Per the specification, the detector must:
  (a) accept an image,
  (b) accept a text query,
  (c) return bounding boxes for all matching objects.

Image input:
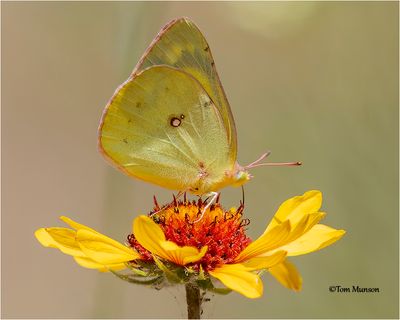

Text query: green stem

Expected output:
[185,283,201,319]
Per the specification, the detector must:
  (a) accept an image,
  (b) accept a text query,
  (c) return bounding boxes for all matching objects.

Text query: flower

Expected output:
[35,190,345,299]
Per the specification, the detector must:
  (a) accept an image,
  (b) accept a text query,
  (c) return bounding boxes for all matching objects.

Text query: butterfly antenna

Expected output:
[244,151,271,169]
[248,161,302,168]
[245,151,302,169]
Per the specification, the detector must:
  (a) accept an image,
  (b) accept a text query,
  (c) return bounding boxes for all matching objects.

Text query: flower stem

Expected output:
[185,283,201,319]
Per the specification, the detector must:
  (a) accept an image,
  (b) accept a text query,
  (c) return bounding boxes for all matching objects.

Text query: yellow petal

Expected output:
[35,228,57,247]
[209,264,263,299]
[269,260,302,291]
[283,212,326,245]
[60,216,97,232]
[160,241,208,265]
[279,224,346,256]
[266,190,322,232]
[241,250,287,271]
[133,216,166,254]
[35,227,85,257]
[77,229,139,264]
[235,220,291,262]
[133,215,206,265]
[73,256,126,272]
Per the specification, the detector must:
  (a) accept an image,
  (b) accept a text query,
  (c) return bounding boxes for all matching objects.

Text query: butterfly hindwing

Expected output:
[99,66,231,192]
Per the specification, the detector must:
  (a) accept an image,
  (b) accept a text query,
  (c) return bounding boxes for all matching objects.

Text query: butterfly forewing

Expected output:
[99,66,231,193]
[132,18,237,165]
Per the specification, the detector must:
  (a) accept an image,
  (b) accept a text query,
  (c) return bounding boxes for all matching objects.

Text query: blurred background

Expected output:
[2,2,398,319]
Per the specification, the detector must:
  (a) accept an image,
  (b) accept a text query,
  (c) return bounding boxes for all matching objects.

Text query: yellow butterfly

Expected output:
[98,17,299,196]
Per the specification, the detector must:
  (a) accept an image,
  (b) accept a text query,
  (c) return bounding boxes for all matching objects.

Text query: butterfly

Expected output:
[98,17,300,197]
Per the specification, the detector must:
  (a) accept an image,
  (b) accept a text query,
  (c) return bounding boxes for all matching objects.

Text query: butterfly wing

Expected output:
[99,66,231,193]
[132,17,237,165]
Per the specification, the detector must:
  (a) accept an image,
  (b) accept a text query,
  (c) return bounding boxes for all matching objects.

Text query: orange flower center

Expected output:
[127,197,252,271]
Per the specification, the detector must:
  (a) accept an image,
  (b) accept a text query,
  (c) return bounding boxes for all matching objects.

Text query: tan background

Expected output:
[2,2,398,318]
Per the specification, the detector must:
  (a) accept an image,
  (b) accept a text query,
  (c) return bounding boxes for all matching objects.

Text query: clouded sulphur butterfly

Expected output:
[98,17,299,195]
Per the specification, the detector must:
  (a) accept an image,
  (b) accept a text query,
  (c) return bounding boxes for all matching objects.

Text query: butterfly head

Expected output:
[233,170,252,187]
[230,165,252,187]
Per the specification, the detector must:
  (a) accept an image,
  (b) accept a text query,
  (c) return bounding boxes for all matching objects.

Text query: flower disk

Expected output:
[128,198,252,271]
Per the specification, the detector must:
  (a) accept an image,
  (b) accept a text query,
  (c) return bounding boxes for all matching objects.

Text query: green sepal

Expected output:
[126,264,149,277]
[197,265,206,280]
[153,256,182,283]
[209,286,232,295]
[196,278,232,295]
[111,270,163,286]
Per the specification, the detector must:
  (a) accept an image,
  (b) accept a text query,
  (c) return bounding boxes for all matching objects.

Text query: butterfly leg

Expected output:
[192,191,219,223]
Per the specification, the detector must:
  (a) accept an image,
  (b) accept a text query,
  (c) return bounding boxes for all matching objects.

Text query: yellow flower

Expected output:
[35,216,139,272]
[35,191,345,299]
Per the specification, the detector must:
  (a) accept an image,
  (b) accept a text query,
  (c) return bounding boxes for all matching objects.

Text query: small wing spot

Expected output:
[203,100,212,108]
[211,61,215,67]
[204,46,209,52]
[170,117,181,127]
[180,114,185,119]
[122,138,128,144]
[189,187,199,193]
[136,102,142,108]
[128,119,132,123]
[198,162,209,179]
